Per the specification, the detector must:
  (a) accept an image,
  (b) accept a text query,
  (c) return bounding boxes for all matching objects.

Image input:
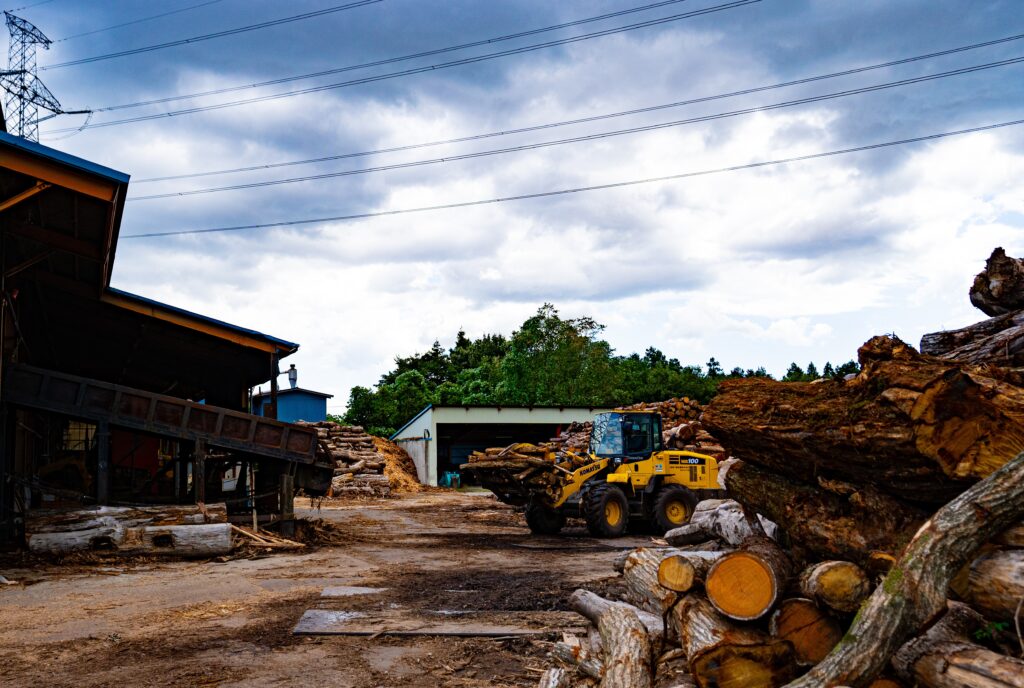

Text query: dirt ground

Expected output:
[0,492,652,687]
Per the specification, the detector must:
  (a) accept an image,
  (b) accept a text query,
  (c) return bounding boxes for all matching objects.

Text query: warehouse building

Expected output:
[0,131,332,546]
[390,405,609,486]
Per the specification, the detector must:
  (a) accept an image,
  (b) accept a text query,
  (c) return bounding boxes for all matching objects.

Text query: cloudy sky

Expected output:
[8,0,1023,409]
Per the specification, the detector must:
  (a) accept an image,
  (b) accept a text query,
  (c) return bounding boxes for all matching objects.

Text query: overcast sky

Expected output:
[9,0,1024,409]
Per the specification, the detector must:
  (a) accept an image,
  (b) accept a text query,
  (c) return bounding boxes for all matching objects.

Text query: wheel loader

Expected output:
[461,410,721,537]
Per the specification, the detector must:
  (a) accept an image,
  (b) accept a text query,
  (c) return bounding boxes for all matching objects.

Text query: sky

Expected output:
[5,0,1023,410]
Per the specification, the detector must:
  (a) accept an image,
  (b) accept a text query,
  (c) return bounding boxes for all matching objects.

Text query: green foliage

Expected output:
[342,304,837,433]
[973,620,1009,642]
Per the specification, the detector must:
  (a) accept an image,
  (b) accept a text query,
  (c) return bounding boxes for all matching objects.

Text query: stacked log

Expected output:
[25,503,232,557]
[537,249,1024,688]
[625,396,704,426]
[299,421,393,498]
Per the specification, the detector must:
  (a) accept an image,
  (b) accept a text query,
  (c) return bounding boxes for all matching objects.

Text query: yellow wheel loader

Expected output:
[463,410,721,537]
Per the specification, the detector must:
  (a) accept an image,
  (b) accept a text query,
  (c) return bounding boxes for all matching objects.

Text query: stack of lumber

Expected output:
[549,421,592,453]
[299,421,392,498]
[536,248,1024,688]
[25,503,232,558]
[662,420,726,458]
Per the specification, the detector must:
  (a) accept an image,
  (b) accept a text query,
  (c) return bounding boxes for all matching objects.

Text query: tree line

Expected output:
[339,304,858,437]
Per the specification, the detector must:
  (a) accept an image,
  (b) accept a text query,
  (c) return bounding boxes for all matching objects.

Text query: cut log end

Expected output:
[800,560,872,613]
[689,643,797,688]
[706,551,779,620]
[769,598,843,666]
[658,555,697,593]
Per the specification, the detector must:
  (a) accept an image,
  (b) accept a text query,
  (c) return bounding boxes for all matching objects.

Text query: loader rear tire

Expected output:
[653,484,698,534]
[583,483,630,538]
[525,501,565,535]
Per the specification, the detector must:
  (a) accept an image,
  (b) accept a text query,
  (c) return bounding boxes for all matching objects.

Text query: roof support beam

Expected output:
[4,223,102,261]
[0,181,50,213]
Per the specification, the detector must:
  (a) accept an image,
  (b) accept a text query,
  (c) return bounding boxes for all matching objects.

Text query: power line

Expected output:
[90,0,699,114]
[44,0,760,133]
[54,0,227,43]
[4,0,55,12]
[126,56,1024,201]
[121,118,1024,239]
[40,0,382,70]
[130,32,1024,184]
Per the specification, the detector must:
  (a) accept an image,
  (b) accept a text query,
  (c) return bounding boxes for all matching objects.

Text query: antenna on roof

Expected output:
[1,12,89,141]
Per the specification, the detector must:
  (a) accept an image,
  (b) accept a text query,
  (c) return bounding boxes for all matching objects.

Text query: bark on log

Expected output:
[621,547,681,616]
[679,594,797,688]
[569,589,665,645]
[783,450,1024,688]
[965,548,1024,621]
[994,520,1024,546]
[27,522,232,557]
[769,597,843,666]
[25,504,231,556]
[892,600,1024,688]
[553,636,603,680]
[665,499,777,547]
[657,551,725,592]
[920,310,1024,367]
[970,247,1024,316]
[705,536,793,621]
[704,336,1024,502]
[536,668,569,688]
[799,561,872,614]
[725,460,926,565]
[598,605,652,688]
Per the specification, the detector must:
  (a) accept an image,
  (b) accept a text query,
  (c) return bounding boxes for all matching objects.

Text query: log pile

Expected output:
[537,249,1024,687]
[299,421,420,498]
[25,503,232,557]
[625,396,704,426]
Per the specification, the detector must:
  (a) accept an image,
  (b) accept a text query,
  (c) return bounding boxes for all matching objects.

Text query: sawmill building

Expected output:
[390,404,609,487]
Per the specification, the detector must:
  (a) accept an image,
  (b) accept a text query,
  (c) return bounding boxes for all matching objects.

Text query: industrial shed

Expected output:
[390,405,608,486]
[0,131,333,546]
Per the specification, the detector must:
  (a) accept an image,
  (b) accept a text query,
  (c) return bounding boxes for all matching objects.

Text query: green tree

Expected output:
[783,363,806,382]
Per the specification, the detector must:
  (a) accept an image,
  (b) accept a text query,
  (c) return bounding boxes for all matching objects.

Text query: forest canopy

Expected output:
[340,304,858,437]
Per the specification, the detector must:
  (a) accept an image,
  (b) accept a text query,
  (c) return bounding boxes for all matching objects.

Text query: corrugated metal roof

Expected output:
[252,387,333,399]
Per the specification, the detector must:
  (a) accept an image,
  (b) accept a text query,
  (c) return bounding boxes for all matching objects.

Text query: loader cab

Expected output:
[590,411,662,462]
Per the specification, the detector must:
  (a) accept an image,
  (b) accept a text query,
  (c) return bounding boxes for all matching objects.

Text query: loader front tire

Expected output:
[583,483,630,538]
[653,484,698,534]
[525,501,565,535]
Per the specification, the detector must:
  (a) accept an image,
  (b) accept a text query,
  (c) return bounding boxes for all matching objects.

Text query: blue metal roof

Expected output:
[106,286,299,352]
[0,130,130,184]
[253,387,333,399]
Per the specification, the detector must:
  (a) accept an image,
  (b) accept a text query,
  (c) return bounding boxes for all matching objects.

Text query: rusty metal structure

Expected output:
[0,131,332,546]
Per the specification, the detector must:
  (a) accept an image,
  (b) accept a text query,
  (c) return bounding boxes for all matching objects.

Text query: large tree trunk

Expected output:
[679,594,797,688]
[768,598,843,666]
[724,460,926,565]
[25,504,231,557]
[598,605,653,688]
[783,450,1024,688]
[970,247,1024,316]
[892,601,1024,688]
[705,536,793,621]
[920,309,1024,367]
[665,499,777,547]
[703,336,1024,502]
[553,635,603,680]
[798,560,872,614]
[965,548,1024,621]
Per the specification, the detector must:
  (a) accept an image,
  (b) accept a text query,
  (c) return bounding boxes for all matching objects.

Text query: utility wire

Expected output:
[55,0,227,42]
[131,31,1024,184]
[121,118,1024,239]
[90,0,698,113]
[45,0,760,133]
[4,0,55,11]
[41,0,382,69]
[126,56,1024,201]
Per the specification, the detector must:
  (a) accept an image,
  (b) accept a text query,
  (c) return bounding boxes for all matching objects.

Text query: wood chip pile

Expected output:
[535,248,1024,688]
[299,421,420,498]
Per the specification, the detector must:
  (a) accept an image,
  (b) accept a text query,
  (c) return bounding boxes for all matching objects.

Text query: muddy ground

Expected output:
[0,492,652,687]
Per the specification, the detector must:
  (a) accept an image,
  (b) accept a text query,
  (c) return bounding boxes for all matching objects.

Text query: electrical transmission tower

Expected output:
[1,11,63,141]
